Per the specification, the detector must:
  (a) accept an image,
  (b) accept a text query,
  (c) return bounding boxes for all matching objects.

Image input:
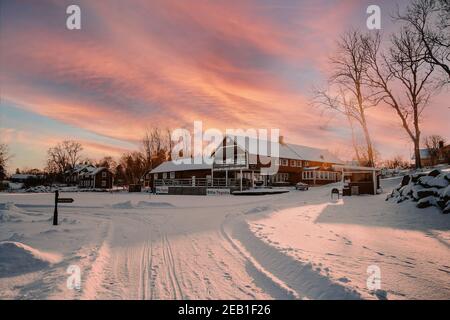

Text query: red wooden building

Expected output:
[144,135,344,192]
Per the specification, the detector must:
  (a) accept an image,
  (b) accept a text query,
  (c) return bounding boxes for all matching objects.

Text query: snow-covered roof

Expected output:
[78,166,109,177]
[150,158,212,174]
[226,135,343,164]
[411,149,431,160]
[66,164,96,174]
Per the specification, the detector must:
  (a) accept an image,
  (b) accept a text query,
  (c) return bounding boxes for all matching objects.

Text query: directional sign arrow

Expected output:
[57,198,74,203]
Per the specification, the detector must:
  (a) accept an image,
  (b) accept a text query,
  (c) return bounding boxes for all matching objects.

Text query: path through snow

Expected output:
[0,178,449,299]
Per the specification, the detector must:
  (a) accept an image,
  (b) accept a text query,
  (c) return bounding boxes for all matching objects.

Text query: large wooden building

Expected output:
[144,135,344,192]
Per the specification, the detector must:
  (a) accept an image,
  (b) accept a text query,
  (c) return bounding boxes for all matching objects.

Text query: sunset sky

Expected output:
[0,0,448,170]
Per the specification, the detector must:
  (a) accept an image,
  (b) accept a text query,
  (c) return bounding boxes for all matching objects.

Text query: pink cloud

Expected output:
[1,0,448,166]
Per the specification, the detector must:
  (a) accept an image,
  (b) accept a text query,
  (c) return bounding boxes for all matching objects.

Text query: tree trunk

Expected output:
[362,122,374,167]
[346,115,362,164]
[360,109,375,167]
[414,139,422,169]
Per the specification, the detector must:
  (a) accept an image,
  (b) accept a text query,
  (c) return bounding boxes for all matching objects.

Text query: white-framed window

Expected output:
[281,159,289,166]
[273,173,289,182]
[162,172,167,179]
[302,171,313,179]
[102,171,107,178]
[290,160,296,167]
[169,171,175,179]
[304,161,309,166]
[297,160,302,167]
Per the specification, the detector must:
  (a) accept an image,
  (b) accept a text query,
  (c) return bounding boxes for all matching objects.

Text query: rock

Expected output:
[411,173,426,183]
[397,196,407,203]
[391,188,400,198]
[436,199,446,210]
[445,172,450,182]
[442,200,450,214]
[443,202,450,214]
[411,185,425,200]
[400,183,414,197]
[417,196,437,208]
[416,188,438,199]
[438,185,450,202]
[427,175,449,188]
[427,169,441,177]
[418,175,435,187]
[400,175,411,187]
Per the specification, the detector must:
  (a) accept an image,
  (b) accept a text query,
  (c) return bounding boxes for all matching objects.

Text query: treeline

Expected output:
[0,128,176,186]
[42,128,174,185]
[313,0,449,168]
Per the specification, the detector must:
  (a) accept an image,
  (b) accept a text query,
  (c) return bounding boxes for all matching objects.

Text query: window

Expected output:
[170,172,175,179]
[297,160,302,167]
[162,172,167,179]
[102,171,107,178]
[302,171,313,180]
[154,173,158,180]
[272,173,289,182]
[281,159,288,166]
[304,161,309,166]
[102,180,106,187]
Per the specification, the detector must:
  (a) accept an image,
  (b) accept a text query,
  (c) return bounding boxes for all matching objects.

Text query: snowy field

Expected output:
[0,177,449,300]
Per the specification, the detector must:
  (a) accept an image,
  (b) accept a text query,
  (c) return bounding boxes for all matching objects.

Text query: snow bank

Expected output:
[0,202,28,223]
[136,201,174,208]
[0,241,62,277]
[109,200,175,209]
[110,200,134,209]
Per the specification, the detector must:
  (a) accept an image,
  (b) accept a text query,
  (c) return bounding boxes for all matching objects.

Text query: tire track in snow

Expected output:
[161,233,183,299]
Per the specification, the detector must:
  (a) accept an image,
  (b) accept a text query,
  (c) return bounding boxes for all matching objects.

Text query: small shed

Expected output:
[333,165,381,196]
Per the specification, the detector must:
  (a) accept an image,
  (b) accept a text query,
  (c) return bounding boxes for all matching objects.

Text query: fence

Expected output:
[154,178,240,188]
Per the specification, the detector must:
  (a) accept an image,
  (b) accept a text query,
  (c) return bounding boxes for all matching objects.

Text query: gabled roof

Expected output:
[79,166,110,176]
[150,136,344,174]
[150,158,212,174]
[412,149,431,160]
[226,135,343,164]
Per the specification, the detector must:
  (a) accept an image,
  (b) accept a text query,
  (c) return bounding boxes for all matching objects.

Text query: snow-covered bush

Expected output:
[387,169,450,214]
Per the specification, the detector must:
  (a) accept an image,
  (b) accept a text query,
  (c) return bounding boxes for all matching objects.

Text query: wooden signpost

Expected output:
[53,190,74,225]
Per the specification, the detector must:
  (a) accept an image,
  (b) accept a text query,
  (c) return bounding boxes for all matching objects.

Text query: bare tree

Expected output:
[313,30,376,166]
[96,156,117,173]
[364,29,436,169]
[142,127,171,170]
[47,145,69,175]
[46,140,83,175]
[0,143,11,180]
[119,151,146,185]
[384,155,410,169]
[423,134,446,165]
[395,0,450,83]
[62,140,83,170]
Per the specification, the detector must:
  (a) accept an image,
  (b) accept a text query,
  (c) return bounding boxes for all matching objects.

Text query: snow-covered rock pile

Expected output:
[386,169,450,214]
[25,185,52,193]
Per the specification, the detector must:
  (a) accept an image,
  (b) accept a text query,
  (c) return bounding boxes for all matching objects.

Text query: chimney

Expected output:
[279,135,285,145]
[439,140,444,149]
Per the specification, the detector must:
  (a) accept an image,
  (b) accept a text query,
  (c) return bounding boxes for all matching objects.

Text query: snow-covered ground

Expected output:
[0,177,449,300]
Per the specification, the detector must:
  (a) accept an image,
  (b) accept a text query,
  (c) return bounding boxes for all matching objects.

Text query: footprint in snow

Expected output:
[337,277,350,283]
